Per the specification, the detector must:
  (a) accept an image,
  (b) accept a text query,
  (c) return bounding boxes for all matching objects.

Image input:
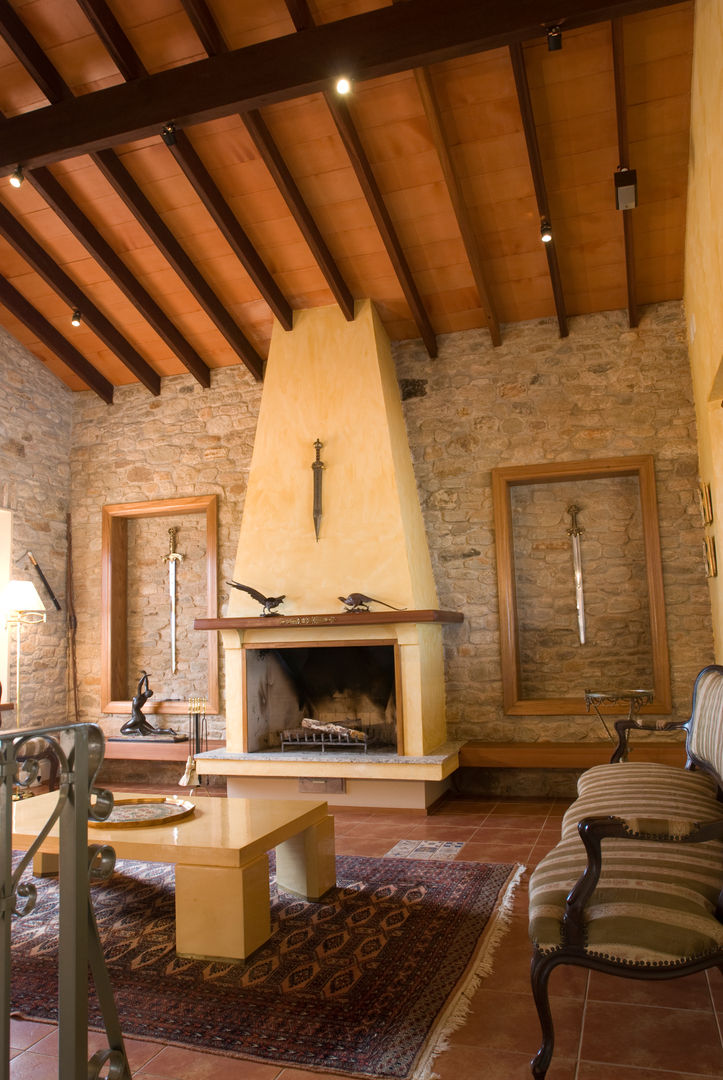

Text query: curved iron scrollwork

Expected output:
[1,722,130,1080]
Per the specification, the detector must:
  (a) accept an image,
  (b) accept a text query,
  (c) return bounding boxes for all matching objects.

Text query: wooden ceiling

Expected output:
[0,0,694,402]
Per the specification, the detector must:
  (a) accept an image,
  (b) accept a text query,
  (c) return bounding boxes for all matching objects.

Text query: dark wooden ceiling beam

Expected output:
[164,128,293,331]
[326,94,438,357]
[0,0,73,104]
[74,0,146,81]
[413,67,502,347]
[0,201,162,392]
[612,18,638,329]
[179,0,355,322]
[0,0,686,173]
[282,0,436,355]
[0,272,113,402]
[509,42,568,338]
[26,166,211,386]
[91,148,264,380]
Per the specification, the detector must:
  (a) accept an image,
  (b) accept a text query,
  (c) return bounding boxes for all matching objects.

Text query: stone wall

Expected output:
[0,331,72,729]
[70,366,262,738]
[395,302,714,750]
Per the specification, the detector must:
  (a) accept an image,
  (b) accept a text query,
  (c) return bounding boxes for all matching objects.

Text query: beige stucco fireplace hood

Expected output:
[195,301,462,808]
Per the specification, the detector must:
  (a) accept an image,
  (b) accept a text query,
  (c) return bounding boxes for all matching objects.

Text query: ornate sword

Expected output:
[567,504,586,645]
[163,527,183,673]
[312,439,324,542]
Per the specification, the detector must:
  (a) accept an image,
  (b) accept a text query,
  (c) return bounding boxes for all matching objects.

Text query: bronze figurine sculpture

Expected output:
[338,593,404,613]
[226,581,286,615]
[120,671,166,737]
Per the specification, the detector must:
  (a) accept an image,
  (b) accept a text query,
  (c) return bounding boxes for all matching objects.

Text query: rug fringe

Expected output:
[412,862,526,1080]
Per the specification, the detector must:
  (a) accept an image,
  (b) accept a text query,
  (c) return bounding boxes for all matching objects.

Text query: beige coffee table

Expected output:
[12,792,336,961]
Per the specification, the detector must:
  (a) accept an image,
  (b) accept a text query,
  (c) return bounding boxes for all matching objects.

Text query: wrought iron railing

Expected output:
[0,723,131,1079]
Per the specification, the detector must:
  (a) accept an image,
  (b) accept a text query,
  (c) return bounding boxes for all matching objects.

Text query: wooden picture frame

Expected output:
[491,455,671,716]
[101,495,218,715]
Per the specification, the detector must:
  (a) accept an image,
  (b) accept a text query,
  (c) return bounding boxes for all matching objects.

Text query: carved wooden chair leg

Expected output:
[530,950,560,1079]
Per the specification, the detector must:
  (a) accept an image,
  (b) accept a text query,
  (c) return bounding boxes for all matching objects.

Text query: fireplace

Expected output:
[194,301,463,808]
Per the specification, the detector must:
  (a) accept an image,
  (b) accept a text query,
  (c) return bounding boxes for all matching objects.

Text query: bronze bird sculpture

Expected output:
[338,593,405,613]
[227,581,286,616]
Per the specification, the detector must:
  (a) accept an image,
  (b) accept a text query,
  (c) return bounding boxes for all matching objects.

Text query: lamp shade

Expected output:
[0,578,46,615]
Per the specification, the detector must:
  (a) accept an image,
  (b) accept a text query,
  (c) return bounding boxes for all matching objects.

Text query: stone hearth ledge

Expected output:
[194,741,462,781]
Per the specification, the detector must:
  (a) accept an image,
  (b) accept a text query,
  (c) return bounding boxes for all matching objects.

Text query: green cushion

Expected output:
[529,834,723,964]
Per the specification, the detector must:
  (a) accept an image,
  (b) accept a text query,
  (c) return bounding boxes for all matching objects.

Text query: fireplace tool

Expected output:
[179,695,207,786]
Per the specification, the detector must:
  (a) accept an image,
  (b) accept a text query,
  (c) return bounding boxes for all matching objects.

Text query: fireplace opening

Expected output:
[244,642,400,754]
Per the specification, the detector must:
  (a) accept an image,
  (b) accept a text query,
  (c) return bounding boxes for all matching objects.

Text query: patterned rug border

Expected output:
[11,857,525,1080]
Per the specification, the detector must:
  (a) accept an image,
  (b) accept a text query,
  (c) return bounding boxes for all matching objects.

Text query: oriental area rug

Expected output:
[10,854,522,1080]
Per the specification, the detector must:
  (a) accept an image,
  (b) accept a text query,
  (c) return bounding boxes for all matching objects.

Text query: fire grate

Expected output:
[281,728,368,753]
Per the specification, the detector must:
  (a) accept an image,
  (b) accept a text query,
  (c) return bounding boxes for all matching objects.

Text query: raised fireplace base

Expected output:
[195,741,461,809]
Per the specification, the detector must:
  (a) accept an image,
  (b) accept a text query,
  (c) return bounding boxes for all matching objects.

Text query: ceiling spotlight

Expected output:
[540,219,553,243]
[9,166,24,189]
[546,25,562,51]
[71,309,81,327]
[161,123,177,147]
[335,77,352,95]
[614,166,638,210]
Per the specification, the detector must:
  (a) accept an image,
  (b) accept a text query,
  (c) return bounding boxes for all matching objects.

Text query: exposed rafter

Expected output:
[413,67,502,347]
[0,201,162,392]
[26,166,211,387]
[0,0,686,174]
[612,18,639,328]
[0,0,73,104]
[509,42,568,338]
[163,127,293,331]
[0,272,113,402]
[74,0,146,82]
[92,148,264,381]
[179,0,355,322]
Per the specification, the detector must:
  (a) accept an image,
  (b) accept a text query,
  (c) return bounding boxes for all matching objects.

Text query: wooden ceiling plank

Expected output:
[74,0,146,82]
[164,127,293,330]
[0,0,73,106]
[508,42,568,338]
[26,165,212,386]
[0,271,113,401]
[326,93,438,357]
[92,147,264,380]
[0,0,688,173]
[179,0,355,322]
[0,199,161,392]
[612,18,639,328]
[413,66,502,346]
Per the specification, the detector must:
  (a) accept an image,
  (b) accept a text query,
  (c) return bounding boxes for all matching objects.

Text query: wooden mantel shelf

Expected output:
[194,609,464,630]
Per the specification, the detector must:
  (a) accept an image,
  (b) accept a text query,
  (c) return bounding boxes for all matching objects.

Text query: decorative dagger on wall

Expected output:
[566,504,586,645]
[312,439,324,542]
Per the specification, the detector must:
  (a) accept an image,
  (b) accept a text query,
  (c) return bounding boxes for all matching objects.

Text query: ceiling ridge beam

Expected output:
[0,0,687,174]
[325,93,438,358]
[92,148,264,381]
[0,272,113,402]
[26,166,212,386]
[0,200,162,392]
[413,66,502,347]
[612,18,638,329]
[508,42,568,339]
[165,128,293,331]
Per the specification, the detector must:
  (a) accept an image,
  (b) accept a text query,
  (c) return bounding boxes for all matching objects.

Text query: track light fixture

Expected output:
[540,219,553,243]
[161,123,177,147]
[546,25,562,51]
[335,77,352,95]
[614,166,638,210]
[9,166,24,189]
[71,310,81,327]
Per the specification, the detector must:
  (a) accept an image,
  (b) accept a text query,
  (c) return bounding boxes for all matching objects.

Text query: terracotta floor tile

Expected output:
[8,1051,58,1079]
[432,1043,577,1080]
[458,841,534,862]
[9,1020,55,1051]
[587,969,714,1010]
[577,1065,719,1080]
[482,942,587,998]
[449,988,585,1061]
[134,1045,280,1078]
[471,825,543,844]
[405,823,480,840]
[332,836,394,856]
[338,822,408,838]
[581,1000,723,1074]
[482,814,549,829]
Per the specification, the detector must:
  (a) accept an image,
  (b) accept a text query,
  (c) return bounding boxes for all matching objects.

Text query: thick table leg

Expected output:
[175,855,271,960]
[275,815,336,900]
[33,850,59,876]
